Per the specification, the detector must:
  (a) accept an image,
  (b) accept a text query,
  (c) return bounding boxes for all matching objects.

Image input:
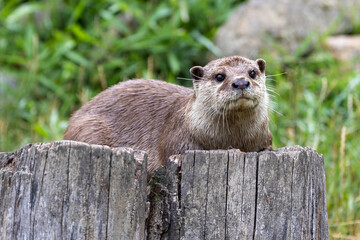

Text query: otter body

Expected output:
[64,56,273,175]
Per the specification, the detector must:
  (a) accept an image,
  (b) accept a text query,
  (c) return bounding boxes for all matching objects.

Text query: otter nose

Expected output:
[232,79,250,90]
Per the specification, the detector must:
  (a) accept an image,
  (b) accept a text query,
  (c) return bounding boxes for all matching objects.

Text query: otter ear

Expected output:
[256,59,266,74]
[190,66,204,81]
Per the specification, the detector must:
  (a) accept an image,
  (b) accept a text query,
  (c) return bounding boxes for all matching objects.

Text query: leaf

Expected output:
[38,76,67,99]
[69,24,98,44]
[148,4,172,29]
[294,31,316,58]
[49,109,59,129]
[65,51,90,67]
[5,2,44,24]
[33,124,48,138]
[69,1,86,25]
[191,30,221,57]
[168,53,180,74]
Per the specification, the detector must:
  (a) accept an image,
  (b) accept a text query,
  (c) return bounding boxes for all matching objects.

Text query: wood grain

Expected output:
[0,141,147,240]
[148,146,329,240]
[1,142,328,239]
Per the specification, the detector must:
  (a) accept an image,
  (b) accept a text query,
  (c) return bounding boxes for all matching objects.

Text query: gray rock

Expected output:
[214,0,360,58]
[325,35,360,60]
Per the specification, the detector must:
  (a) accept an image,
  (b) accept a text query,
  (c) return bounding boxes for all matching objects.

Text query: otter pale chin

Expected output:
[64,56,273,177]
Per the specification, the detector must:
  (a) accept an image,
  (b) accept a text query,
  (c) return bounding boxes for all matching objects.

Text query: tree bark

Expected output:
[147,146,329,240]
[0,141,147,240]
[1,142,328,239]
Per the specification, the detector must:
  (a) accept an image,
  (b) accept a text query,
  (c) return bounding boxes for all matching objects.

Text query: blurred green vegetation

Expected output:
[0,0,360,238]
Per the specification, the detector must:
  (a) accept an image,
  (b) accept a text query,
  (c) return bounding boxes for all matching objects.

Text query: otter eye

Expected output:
[215,74,226,82]
[249,70,256,79]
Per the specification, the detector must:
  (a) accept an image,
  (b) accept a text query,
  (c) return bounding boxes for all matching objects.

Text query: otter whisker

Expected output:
[268,107,283,116]
[222,107,226,133]
[265,99,283,116]
[176,77,194,81]
[266,88,279,93]
[207,107,218,124]
[225,105,231,135]
[216,114,221,133]
[267,94,278,101]
[218,99,230,135]
[266,90,280,97]
[213,104,222,134]
[249,92,281,117]
[266,86,279,91]
[190,72,205,80]
[266,72,287,77]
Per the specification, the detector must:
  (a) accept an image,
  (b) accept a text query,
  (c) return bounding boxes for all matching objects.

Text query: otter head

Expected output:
[190,56,267,113]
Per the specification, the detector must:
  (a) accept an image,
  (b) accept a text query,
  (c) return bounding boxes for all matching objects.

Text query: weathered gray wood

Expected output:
[146,154,181,239]
[226,151,258,239]
[84,144,111,239]
[0,141,147,240]
[181,150,209,239]
[1,143,328,239]
[107,148,147,240]
[254,150,294,239]
[35,142,69,239]
[148,146,329,240]
[206,150,228,239]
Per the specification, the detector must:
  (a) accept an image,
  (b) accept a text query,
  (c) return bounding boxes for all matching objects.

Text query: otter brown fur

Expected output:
[64,56,273,176]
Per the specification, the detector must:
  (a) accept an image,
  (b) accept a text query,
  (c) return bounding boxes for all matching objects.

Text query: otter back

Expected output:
[64,56,273,177]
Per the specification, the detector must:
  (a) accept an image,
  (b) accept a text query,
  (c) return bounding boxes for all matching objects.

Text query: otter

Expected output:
[64,56,273,176]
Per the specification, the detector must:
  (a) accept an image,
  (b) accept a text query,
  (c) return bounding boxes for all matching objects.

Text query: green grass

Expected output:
[0,0,242,150]
[0,0,360,238]
[268,56,360,238]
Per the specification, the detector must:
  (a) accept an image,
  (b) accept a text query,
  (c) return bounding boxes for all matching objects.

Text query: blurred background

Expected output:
[0,0,359,238]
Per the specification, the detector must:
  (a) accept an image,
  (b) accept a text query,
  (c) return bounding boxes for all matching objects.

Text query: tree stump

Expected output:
[0,141,147,240]
[0,142,328,239]
[147,146,329,240]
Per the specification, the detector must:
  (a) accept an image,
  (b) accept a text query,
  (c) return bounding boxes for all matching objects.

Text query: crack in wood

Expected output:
[105,150,113,240]
[252,154,259,240]
[202,152,210,239]
[30,144,49,240]
[290,153,295,238]
[224,151,230,240]
[0,143,328,240]
[60,141,71,239]
[239,153,246,236]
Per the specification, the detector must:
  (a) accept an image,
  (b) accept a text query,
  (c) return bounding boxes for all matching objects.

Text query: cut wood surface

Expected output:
[1,141,328,239]
[148,146,329,240]
[0,141,147,240]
